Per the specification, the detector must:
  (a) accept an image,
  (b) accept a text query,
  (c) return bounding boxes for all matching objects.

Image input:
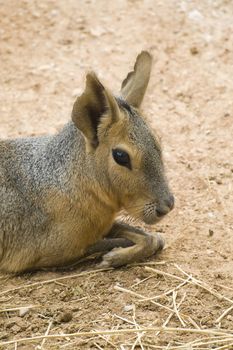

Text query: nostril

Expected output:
[156,208,167,217]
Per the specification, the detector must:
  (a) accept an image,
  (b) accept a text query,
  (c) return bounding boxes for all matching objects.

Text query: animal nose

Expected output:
[166,194,175,210]
[156,194,175,217]
[156,207,169,217]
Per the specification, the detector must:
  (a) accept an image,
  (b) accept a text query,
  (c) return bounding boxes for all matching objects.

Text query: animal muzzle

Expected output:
[143,194,174,225]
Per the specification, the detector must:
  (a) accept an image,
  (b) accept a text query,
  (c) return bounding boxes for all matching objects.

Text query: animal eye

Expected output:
[112,148,131,169]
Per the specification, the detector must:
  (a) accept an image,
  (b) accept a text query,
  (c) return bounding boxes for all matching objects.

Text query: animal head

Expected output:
[72,51,174,224]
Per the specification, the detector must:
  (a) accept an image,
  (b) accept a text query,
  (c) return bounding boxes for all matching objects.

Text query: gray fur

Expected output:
[0,52,174,273]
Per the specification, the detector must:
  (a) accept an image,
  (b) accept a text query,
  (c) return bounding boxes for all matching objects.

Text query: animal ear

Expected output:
[72,72,120,148]
[121,51,152,109]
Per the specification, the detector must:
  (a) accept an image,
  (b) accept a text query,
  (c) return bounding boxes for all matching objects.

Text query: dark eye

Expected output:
[112,148,131,169]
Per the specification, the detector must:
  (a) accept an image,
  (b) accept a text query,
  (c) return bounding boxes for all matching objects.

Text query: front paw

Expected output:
[98,233,165,268]
[98,248,123,268]
[154,233,165,251]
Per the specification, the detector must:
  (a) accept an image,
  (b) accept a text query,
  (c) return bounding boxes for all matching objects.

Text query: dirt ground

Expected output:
[0,0,233,349]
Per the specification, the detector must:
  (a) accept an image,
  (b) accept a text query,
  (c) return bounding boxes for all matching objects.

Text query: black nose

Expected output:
[156,207,168,217]
[156,194,175,217]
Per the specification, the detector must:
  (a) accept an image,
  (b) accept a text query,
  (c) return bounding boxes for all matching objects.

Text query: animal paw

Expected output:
[153,233,165,251]
[98,248,126,268]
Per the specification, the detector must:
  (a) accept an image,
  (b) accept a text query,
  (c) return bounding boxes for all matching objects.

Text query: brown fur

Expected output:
[0,51,174,273]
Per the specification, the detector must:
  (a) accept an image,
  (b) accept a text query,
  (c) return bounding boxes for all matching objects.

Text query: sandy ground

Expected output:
[0,0,233,349]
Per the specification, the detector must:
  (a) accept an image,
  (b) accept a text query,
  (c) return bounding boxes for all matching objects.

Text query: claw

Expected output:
[154,233,165,251]
[98,250,117,268]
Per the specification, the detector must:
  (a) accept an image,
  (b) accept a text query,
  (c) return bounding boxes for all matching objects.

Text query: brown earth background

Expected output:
[0,0,233,349]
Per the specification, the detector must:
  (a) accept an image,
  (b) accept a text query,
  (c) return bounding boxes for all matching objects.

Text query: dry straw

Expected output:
[0,326,232,347]
[1,263,233,348]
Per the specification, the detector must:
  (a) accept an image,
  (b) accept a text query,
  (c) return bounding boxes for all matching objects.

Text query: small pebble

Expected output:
[188,9,203,22]
[58,311,73,323]
[124,304,134,312]
[11,325,21,334]
[206,249,214,256]
[208,229,214,237]
[190,46,199,55]
[19,307,30,317]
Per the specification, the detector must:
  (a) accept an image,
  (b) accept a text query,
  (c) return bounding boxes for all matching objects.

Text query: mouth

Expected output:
[142,212,162,225]
[142,202,172,225]
[124,195,174,225]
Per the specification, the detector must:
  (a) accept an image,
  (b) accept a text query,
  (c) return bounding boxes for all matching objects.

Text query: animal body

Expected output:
[0,51,174,273]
